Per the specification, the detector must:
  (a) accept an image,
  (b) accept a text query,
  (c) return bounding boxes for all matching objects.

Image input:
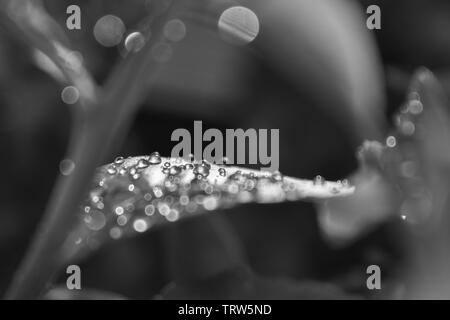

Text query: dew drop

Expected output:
[125,31,146,53]
[61,86,80,104]
[93,15,125,47]
[144,193,152,201]
[153,187,163,198]
[313,175,324,185]
[158,203,170,216]
[218,6,260,46]
[148,152,162,164]
[163,19,186,42]
[271,171,283,182]
[194,163,210,177]
[133,219,148,233]
[219,168,227,177]
[166,209,179,222]
[107,165,117,175]
[203,196,218,211]
[115,206,124,215]
[114,156,125,165]
[144,204,155,216]
[109,227,122,239]
[169,165,182,176]
[408,100,423,115]
[386,136,397,148]
[59,158,75,176]
[117,215,128,226]
[400,121,415,136]
[180,195,189,206]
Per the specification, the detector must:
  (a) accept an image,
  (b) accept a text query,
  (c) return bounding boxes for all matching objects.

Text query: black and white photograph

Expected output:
[1,0,450,308]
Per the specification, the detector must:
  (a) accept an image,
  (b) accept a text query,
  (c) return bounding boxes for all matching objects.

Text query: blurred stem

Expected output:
[3,0,178,299]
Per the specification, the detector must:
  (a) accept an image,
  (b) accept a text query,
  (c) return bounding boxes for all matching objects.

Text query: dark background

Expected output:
[0,0,448,299]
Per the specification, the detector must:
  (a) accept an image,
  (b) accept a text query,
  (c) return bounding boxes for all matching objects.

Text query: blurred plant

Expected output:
[0,0,394,300]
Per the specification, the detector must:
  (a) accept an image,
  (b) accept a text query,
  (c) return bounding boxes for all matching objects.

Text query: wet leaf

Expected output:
[44,286,126,300]
[157,266,358,300]
[61,154,354,262]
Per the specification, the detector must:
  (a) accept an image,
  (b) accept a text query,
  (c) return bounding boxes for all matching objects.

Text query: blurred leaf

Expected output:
[158,266,358,300]
[44,286,126,300]
[253,0,386,141]
[317,141,399,246]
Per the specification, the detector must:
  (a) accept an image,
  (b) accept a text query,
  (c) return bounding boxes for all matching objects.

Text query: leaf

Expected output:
[60,154,354,262]
[318,68,450,246]
[44,286,126,300]
[252,0,386,141]
[157,266,358,300]
[317,141,399,246]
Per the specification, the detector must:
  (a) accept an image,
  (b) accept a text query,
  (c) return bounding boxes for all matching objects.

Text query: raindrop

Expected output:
[219,168,227,177]
[93,15,126,47]
[400,161,418,178]
[163,19,186,42]
[148,152,162,164]
[117,215,128,226]
[194,163,210,177]
[144,204,155,216]
[115,206,124,215]
[137,158,150,169]
[154,187,163,198]
[203,196,218,211]
[180,195,189,205]
[124,31,146,53]
[313,175,324,185]
[128,184,135,192]
[144,193,152,201]
[158,203,170,216]
[218,6,260,45]
[109,227,122,239]
[400,121,415,136]
[133,219,148,233]
[114,156,125,165]
[271,171,283,182]
[408,100,423,115]
[107,165,117,175]
[59,158,75,176]
[169,165,182,176]
[61,86,80,104]
[386,136,397,148]
[166,209,179,222]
